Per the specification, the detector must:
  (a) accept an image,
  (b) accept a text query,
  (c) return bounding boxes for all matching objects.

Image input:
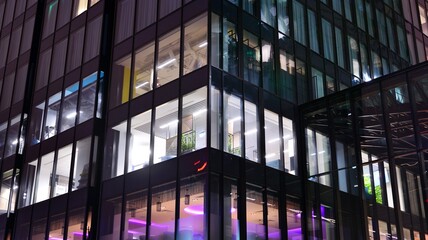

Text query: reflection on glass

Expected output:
[154,100,179,163]
[67,207,87,239]
[224,93,242,156]
[31,218,47,240]
[223,19,238,76]
[265,110,281,169]
[48,213,65,240]
[244,101,259,162]
[60,82,79,132]
[4,115,21,158]
[43,93,61,140]
[0,122,6,159]
[179,177,206,239]
[99,196,122,240]
[79,72,98,123]
[286,199,303,239]
[283,117,295,174]
[267,194,280,239]
[110,54,131,108]
[183,14,207,75]
[181,88,207,154]
[73,137,91,190]
[211,86,221,149]
[123,190,147,240]
[224,180,238,239]
[129,110,152,172]
[211,13,221,68]
[35,152,54,203]
[53,145,72,197]
[246,187,265,239]
[0,170,13,214]
[243,30,260,86]
[105,121,127,179]
[73,0,88,17]
[156,28,181,86]
[150,182,176,239]
[279,48,295,102]
[262,40,275,92]
[133,44,155,98]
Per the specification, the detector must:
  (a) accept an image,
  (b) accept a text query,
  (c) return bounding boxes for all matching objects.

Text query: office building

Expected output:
[0,0,426,239]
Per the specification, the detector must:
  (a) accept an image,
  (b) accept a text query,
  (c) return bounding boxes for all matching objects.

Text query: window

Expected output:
[262,40,275,92]
[244,101,259,162]
[133,43,155,98]
[183,14,207,75]
[78,72,98,123]
[181,87,207,154]
[29,101,45,145]
[73,137,92,190]
[8,26,22,63]
[312,67,324,99]
[84,16,103,62]
[153,99,179,163]
[73,0,88,17]
[0,35,10,68]
[35,153,54,203]
[159,0,180,18]
[35,48,52,91]
[57,0,72,29]
[0,122,6,159]
[265,110,281,169]
[211,13,221,68]
[20,17,35,54]
[335,27,344,68]
[223,19,238,76]
[224,93,242,156]
[50,38,68,81]
[348,36,360,78]
[60,82,79,133]
[53,145,72,197]
[279,48,295,102]
[287,199,303,239]
[293,1,306,45]
[129,110,152,172]
[105,121,127,179]
[0,73,15,111]
[0,170,13,214]
[308,9,319,53]
[67,27,85,73]
[278,0,289,35]
[13,64,29,104]
[156,28,181,86]
[322,19,334,62]
[246,186,265,238]
[150,182,176,238]
[43,92,61,140]
[110,54,131,108]
[261,0,276,26]
[4,115,22,158]
[243,30,260,86]
[42,0,58,38]
[136,0,156,31]
[283,117,295,174]
[115,0,135,44]
[123,190,148,239]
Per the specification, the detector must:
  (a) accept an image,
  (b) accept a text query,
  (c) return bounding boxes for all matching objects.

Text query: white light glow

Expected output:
[12,139,18,145]
[228,116,241,123]
[157,58,176,69]
[198,42,208,48]
[66,112,77,119]
[265,153,276,159]
[135,81,149,89]
[244,129,257,135]
[193,108,207,117]
[268,138,280,143]
[159,119,178,129]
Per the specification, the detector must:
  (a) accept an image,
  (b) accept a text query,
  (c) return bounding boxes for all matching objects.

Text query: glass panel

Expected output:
[0,122,6,159]
[348,36,360,78]
[0,35,9,69]
[211,13,221,68]
[243,30,260,86]
[283,117,295,175]
[287,198,303,239]
[372,163,383,204]
[104,121,127,179]
[277,0,289,35]
[42,0,58,38]
[210,86,221,149]
[43,92,61,140]
[13,64,29,104]
[57,0,72,29]
[66,207,86,239]
[384,162,394,208]
[154,99,179,163]
[267,194,280,239]
[293,0,306,45]
[183,14,207,75]
[53,145,72,197]
[223,19,238,76]
[159,0,180,18]
[4,115,22,158]
[0,170,13,214]
[129,110,152,172]
[66,27,85,73]
[312,67,324,99]
[78,72,98,123]
[20,16,35,54]
[265,110,281,169]
[133,43,155,98]
[19,159,38,207]
[73,0,88,17]
[30,101,45,145]
[123,190,147,239]
[35,48,52,91]
[99,196,122,240]
[115,0,134,44]
[223,179,238,239]
[136,0,156,31]
[335,27,345,68]
[278,48,295,102]
[261,0,275,26]
[60,82,79,132]
[224,93,242,156]
[7,25,22,63]
[35,152,54,203]
[262,40,275,93]
[73,137,91,190]
[179,177,206,239]
[156,28,181,86]
[376,10,387,46]
[48,213,65,240]
[31,218,47,240]
[246,186,265,239]
[181,87,207,154]
[244,101,259,162]
[84,16,103,62]
[322,19,334,62]
[0,72,15,111]
[150,182,176,239]
[308,9,319,53]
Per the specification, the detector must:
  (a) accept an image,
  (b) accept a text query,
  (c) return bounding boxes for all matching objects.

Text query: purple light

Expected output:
[128,230,142,234]
[184,205,204,215]
[49,238,63,240]
[288,228,302,234]
[128,218,166,228]
[73,232,87,236]
[268,231,281,238]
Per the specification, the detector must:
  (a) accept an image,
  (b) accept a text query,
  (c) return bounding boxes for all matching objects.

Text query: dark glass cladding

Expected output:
[0,0,426,239]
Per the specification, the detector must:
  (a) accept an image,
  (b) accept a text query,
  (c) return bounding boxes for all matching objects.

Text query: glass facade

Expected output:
[0,0,426,239]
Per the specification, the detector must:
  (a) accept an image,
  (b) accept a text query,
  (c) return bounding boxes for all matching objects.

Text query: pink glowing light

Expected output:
[183,205,236,215]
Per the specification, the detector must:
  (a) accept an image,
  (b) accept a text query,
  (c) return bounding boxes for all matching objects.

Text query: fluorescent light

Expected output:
[159,119,178,129]
[244,128,257,135]
[157,58,176,69]
[246,197,256,201]
[198,42,208,48]
[12,139,18,145]
[228,116,241,123]
[66,112,77,119]
[268,138,280,143]
[265,153,276,159]
[135,81,149,89]
[193,108,207,117]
